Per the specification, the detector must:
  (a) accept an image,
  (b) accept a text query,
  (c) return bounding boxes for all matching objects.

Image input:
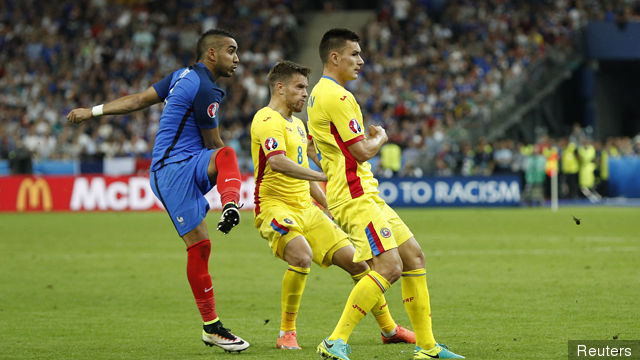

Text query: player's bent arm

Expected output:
[347,125,388,162]
[200,127,225,149]
[268,154,327,182]
[310,181,333,219]
[66,86,161,124]
[309,181,328,209]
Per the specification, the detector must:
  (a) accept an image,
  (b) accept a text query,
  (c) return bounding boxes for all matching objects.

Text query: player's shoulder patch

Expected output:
[265,137,279,151]
[348,118,362,134]
[207,102,219,118]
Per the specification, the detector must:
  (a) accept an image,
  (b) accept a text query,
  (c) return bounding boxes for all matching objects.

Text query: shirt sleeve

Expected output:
[152,72,174,101]
[193,85,224,129]
[254,114,286,158]
[326,95,365,146]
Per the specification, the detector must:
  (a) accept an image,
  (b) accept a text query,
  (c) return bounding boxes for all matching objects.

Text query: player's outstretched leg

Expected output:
[398,239,464,359]
[202,319,250,352]
[211,147,242,234]
[334,246,415,345]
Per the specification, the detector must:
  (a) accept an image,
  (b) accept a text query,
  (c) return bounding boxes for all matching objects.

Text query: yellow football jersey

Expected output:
[307,76,379,209]
[251,106,312,214]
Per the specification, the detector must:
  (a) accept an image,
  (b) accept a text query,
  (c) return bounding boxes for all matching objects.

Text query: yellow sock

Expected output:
[330,270,390,342]
[281,265,310,332]
[351,270,396,334]
[401,268,436,349]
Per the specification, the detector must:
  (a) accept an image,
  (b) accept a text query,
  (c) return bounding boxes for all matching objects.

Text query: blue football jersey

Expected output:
[150,62,225,171]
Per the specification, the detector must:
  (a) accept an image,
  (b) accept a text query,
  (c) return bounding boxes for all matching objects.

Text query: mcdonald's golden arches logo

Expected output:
[16,178,52,211]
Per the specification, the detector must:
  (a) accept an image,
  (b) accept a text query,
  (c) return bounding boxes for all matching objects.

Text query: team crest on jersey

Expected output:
[297,126,305,138]
[207,102,219,118]
[265,137,279,151]
[283,218,294,224]
[348,119,362,134]
[380,227,392,238]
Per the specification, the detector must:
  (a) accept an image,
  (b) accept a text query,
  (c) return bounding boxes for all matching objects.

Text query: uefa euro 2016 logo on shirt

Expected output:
[207,102,219,118]
[265,137,279,151]
[349,118,362,134]
[380,228,392,238]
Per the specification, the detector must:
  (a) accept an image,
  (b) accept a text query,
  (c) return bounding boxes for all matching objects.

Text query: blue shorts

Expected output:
[150,148,216,236]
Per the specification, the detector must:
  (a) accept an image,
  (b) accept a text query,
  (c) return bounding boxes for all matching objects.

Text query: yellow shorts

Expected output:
[331,194,414,263]
[254,202,351,268]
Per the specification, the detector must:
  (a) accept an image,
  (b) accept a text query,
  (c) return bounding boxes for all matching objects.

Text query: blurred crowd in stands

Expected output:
[0,0,299,163]
[1,0,639,199]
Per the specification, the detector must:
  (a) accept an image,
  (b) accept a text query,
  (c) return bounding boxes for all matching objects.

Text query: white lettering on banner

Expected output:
[70,177,108,210]
[106,181,128,211]
[398,181,433,204]
[378,182,398,203]
[435,180,520,203]
[129,177,158,210]
[70,177,164,211]
[379,179,520,205]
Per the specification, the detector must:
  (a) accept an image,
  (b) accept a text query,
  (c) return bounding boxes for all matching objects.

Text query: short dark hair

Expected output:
[267,60,311,91]
[319,28,360,64]
[196,29,236,61]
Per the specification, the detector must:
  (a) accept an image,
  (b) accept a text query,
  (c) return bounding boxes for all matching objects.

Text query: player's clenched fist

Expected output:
[66,108,93,124]
[368,125,388,143]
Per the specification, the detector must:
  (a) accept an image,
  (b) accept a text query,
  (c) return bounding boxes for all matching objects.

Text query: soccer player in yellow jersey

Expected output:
[308,29,464,360]
[251,60,415,351]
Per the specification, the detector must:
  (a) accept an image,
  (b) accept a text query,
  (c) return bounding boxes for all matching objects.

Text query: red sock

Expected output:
[186,239,217,322]
[214,146,241,205]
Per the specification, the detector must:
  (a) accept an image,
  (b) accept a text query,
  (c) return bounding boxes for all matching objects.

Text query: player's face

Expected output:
[337,40,364,81]
[214,37,239,77]
[284,73,309,113]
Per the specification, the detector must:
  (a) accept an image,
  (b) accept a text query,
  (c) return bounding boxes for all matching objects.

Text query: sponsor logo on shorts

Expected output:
[348,118,362,134]
[176,216,184,224]
[265,137,278,151]
[283,218,293,224]
[207,102,219,118]
[380,227,392,238]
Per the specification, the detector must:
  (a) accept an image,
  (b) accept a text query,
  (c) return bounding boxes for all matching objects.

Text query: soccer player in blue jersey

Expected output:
[67,29,249,353]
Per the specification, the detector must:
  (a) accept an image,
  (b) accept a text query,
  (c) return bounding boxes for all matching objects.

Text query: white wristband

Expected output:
[91,104,104,117]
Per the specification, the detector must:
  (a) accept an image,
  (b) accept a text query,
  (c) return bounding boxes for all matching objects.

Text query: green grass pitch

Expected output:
[1,207,638,359]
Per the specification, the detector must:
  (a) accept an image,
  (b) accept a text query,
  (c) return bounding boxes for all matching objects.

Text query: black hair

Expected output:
[319,28,360,63]
[196,29,236,61]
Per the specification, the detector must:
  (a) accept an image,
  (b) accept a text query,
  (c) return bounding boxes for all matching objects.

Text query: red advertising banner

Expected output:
[0,175,256,212]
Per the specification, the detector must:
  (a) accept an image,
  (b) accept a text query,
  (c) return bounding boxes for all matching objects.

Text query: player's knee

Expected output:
[347,261,369,277]
[376,260,402,284]
[215,146,237,162]
[403,250,425,271]
[399,238,426,269]
[288,250,312,268]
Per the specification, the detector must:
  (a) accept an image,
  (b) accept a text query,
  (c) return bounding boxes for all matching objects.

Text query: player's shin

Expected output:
[281,265,310,332]
[329,271,390,342]
[401,268,436,349]
[214,146,241,205]
[186,239,217,322]
[351,270,396,334]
